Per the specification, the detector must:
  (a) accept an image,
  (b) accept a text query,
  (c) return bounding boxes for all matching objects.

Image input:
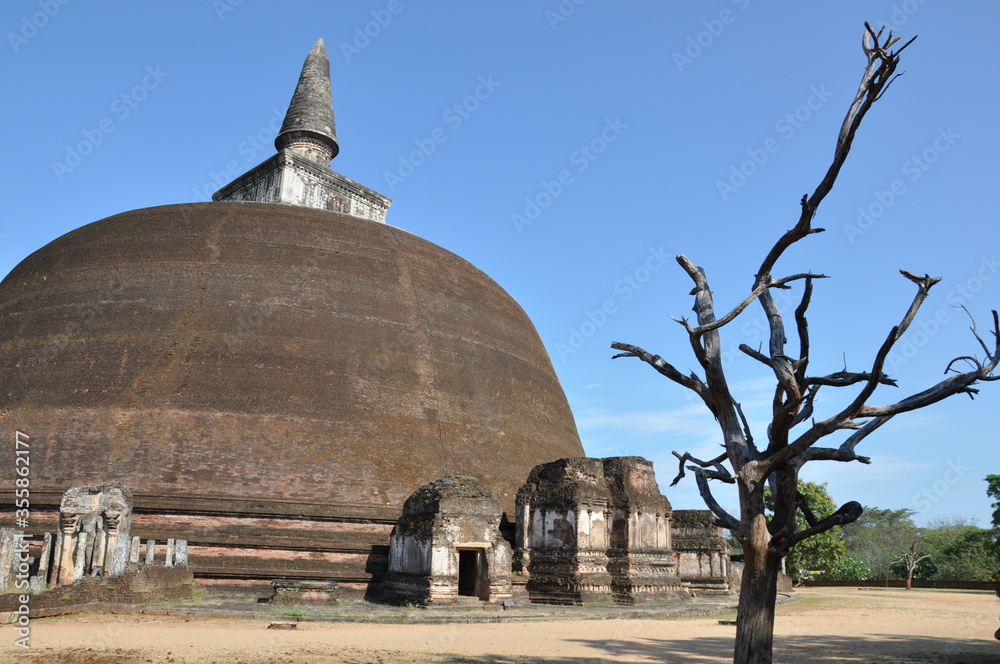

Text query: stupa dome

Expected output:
[0,39,583,587]
[0,201,581,510]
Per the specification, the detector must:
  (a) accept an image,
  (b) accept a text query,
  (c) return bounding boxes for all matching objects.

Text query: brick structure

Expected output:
[515,457,688,604]
[52,483,132,585]
[212,39,390,222]
[0,43,582,592]
[671,510,731,595]
[384,476,513,606]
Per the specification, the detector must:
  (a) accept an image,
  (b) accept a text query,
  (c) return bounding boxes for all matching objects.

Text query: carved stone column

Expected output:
[103,512,121,577]
[56,514,79,586]
[35,532,53,590]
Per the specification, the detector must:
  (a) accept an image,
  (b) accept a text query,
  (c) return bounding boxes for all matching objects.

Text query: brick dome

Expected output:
[0,202,583,582]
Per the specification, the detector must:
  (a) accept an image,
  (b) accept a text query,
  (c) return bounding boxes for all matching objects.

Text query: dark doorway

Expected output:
[457,549,483,597]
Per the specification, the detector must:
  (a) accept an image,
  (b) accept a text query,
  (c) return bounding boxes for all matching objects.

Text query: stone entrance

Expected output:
[383,476,513,606]
[457,548,487,599]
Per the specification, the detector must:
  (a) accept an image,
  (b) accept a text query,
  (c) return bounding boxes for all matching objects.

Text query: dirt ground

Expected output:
[3,587,997,663]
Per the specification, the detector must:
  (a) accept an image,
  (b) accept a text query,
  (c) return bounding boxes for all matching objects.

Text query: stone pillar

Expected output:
[73,530,88,582]
[56,514,79,586]
[0,529,17,593]
[35,532,53,590]
[165,539,175,567]
[56,483,134,581]
[144,540,155,565]
[129,536,141,563]
[102,512,121,576]
[91,520,106,577]
[174,540,188,567]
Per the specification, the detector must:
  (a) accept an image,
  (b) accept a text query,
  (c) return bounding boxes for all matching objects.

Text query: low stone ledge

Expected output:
[269,579,339,605]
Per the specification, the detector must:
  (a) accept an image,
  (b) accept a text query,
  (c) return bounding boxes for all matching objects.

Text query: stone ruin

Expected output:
[382,476,513,606]
[513,457,689,604]
[52,482,133,585]
[0,482,190,596]
[672,509,731,595]
[4,462,731,609]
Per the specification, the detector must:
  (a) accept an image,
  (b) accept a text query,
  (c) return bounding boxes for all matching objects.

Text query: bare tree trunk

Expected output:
[906,568,913,590]
[734,514,780,664]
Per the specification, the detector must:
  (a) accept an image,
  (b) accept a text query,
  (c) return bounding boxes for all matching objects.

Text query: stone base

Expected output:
[0,564,196,610]
[683,576,732,596]
[269,579,339,605]
[525,571,615,605]
[383,572,511,606]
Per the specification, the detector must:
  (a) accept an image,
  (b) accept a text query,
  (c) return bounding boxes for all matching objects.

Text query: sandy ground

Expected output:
[2,588,997,663]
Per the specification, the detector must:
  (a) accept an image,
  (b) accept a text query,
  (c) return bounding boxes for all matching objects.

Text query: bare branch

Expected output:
[687,272,828,337]
[781,501,863,551]
[610,342,717,415]
[789,385,819,428]
[838,416,892,455]
[670,450,730,487]
[739,344,772,366]
[796,491,819,527]
[766,271,942,471]
[794,276,814,384]
[693,469,740,530]
[735,401,755,449]
[806,370,897,388]
[798,446,872,465]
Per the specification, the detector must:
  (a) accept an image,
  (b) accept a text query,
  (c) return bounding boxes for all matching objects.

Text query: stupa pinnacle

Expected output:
[275,38,339,165]
[213,39,390,222]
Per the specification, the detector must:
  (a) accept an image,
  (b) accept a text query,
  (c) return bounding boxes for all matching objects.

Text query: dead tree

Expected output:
[894,542,931,590]
[612,25,997,664]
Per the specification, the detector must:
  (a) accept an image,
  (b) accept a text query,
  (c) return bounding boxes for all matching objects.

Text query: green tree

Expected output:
[765,481,846,582]
[829,556,870,581]
[920,517,1000,581]
[840,507,918,580]
[986,475,1000,528]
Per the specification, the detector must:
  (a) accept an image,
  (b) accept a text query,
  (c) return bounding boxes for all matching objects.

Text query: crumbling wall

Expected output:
[53,482,133,585]
[671,509,731,595]
[516,457,688,604]
[383,476,512,605]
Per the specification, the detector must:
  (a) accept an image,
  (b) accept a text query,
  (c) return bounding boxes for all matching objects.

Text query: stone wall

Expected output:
[516,457,688,604]
[383,476,512,605]
[212,149,391,222]
[671,509,731,595]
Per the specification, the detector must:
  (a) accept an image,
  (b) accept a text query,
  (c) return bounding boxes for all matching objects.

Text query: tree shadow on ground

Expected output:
[438,632,998,664]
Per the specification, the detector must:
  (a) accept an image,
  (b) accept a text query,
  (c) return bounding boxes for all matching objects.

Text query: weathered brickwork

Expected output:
[671,509,731,595]
[384,476,512,606]
[515,457,689,605]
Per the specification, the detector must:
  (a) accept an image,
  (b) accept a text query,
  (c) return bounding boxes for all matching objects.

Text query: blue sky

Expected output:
[2,1,998,527]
